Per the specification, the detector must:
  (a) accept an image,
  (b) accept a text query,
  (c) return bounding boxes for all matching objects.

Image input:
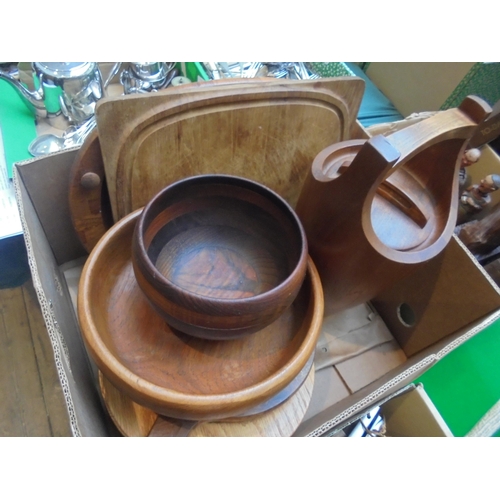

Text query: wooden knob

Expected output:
[81,172,101,189]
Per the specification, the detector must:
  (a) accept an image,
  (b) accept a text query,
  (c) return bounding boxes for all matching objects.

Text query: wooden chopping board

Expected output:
[95,77,364,221]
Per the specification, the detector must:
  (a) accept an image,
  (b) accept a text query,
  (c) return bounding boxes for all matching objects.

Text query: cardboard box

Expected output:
[323,383,453,437]
[13,131,500,436]
[363,62,500,117]
[364,62,475,116]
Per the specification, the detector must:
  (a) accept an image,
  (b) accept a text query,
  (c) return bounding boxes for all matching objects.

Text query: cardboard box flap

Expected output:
[16,150,87,266]
[295,303,500,437]
[382,383,453,437]
[294,351,436,436]
[14,165,111,436]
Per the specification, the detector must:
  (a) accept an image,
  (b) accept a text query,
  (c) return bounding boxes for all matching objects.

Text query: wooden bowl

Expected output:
[132,174,309,340]
[78,209,324,421]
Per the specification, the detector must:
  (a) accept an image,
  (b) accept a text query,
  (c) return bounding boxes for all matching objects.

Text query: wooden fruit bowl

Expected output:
[77,209,323,421]
[132,175,308,340]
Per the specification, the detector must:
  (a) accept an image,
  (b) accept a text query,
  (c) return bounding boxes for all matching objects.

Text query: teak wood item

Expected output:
[469,99,500,148]
[68,129,113,253]
[458,201,500,255]
[94,77,365,221]
[77,209,324,421]
[295,96,492,313]
[132,175,308,340]
[99,365,314,437]
[67,79,273,250]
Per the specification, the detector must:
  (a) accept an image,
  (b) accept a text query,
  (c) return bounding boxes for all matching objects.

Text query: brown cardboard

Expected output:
[364,63,475,116]
[14,141,500,437]
[382,384,453,437]
[335,340,408,393]
[321,383,453,437]
[18,149,87,265]
[15,154,113,436]
[302,367,350,423]
[314,303,395,369]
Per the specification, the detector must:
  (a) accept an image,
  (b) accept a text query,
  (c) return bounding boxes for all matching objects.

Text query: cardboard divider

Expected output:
[14,166,112,436]
[372,237,500,357]
[325,383,454,437]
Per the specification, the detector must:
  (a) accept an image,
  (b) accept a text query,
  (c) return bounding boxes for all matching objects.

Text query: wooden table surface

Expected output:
[0,279,71,436]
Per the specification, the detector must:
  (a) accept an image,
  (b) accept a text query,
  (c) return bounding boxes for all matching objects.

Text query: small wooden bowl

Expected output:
[132,174,308,340]
[78,209,324,421]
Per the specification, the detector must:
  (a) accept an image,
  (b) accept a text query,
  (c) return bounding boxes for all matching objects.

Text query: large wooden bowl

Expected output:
[132,174,308,340]
[78,209,324,421]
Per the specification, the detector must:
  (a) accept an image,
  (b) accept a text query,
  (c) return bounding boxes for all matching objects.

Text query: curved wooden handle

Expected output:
[387,95,491,163]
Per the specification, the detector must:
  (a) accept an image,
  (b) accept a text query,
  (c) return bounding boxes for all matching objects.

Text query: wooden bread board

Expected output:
[95,77,364,221]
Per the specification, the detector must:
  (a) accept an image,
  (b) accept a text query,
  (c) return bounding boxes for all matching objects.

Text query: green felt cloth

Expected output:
[416,319,500,437]
[0,79,37,178]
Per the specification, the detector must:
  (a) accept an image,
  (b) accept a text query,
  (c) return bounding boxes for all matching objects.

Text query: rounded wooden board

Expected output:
[68,129,113,253]
[99,366,314,437]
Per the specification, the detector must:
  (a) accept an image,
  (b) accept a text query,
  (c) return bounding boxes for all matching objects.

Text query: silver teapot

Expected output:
[105,62,177,94]
[0,62,104,129]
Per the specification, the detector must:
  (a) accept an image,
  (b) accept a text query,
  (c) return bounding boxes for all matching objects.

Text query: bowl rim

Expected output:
[78,209,324,418]
[134,174,309,308]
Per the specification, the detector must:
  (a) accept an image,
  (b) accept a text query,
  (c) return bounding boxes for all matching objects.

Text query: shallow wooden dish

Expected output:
[132,175,308,340]
[78,209,323,421]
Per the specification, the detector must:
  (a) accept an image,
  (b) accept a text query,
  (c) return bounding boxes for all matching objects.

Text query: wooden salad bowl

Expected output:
[132,175,309,340]
[77,209,323,421]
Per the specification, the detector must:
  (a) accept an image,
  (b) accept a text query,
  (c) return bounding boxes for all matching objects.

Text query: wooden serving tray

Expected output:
[95,77,364,221]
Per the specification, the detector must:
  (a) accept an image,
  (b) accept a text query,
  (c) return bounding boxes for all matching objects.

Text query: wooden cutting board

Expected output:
[95,77,364,221]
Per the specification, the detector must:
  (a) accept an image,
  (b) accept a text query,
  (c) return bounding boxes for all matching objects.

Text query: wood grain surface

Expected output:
[95,77,364,221]
[0,281,71,436]
[296,97,492,313]
[457,202,500,255]
[78,209,324,421]
[132,175,308,339]
[99,366,314,437]
[68,129,113,253]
